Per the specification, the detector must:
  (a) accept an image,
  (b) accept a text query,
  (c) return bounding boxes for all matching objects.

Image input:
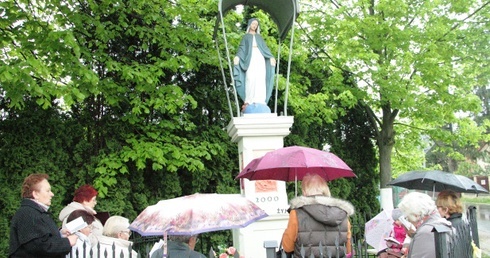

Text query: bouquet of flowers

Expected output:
[216,246,243,258]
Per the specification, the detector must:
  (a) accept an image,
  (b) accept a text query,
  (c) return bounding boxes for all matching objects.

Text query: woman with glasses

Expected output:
[65,209,95,258]
[398,192,452,258]
[91,215,138,258]
[436,190,464,228]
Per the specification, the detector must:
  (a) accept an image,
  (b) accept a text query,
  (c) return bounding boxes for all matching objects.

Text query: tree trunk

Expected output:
[378,107,397,210]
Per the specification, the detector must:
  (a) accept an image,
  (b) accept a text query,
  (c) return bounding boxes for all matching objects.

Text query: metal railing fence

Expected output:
[67,206,479,258]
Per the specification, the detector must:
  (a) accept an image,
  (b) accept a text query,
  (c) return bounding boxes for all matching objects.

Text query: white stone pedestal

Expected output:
[380,187,394,211]
[227,113,294,258]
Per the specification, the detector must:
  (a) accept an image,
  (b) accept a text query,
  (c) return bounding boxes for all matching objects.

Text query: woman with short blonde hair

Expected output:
[282,173,354,257]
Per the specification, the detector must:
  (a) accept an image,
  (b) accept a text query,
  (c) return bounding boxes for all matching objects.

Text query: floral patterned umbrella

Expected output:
[129,193,268,236]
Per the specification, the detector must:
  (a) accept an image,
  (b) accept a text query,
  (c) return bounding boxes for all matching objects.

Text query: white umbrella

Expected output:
[365,209,394,252]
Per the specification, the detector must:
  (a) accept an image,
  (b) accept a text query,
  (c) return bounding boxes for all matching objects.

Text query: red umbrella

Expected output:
[235,146,356,194]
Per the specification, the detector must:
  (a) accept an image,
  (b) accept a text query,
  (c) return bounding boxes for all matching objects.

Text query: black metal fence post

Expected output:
[264,240,278,258]
[432,224,451,258]
[467,205,480,248]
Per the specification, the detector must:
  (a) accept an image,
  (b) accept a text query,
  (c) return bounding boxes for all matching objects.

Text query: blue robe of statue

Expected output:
[233,27,275,113]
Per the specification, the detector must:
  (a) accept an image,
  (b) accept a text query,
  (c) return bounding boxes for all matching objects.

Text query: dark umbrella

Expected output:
[388,170,488,194]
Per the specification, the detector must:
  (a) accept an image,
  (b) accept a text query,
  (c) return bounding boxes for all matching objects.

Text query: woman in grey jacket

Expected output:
[281,173,355,258]
[399,192,452,258]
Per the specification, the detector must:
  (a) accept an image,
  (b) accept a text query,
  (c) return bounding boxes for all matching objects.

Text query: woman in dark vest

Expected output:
[282,173,354,258]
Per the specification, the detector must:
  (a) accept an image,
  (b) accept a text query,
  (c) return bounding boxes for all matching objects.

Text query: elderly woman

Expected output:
[59,184,103,244]
[282,173,354,257]
[398,192,452,258]
[9,173,78,257]
[91,215,138,258]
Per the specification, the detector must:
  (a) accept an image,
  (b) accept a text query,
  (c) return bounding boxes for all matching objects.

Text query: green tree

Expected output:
[294,0,490,207]
[0,0,232,254]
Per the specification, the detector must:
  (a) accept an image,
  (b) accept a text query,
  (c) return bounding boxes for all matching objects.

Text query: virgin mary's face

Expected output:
[249,20,259,33]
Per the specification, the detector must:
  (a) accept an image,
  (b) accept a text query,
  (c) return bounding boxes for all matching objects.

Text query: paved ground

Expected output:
[477,210,490,257]
[463,198,489,257]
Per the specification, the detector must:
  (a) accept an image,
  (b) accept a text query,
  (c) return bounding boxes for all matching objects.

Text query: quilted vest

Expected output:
[294,204,349,258]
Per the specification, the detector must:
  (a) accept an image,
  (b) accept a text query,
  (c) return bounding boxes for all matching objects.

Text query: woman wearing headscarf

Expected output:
[281,173,354,257]
[234,18,276,114]
[9,173,78,257]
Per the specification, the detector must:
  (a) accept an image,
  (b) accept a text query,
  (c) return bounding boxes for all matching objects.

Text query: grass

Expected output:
[461,194,490,205]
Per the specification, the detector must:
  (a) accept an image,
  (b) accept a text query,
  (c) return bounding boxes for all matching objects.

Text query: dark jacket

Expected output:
[9,199,72,258]
[447,212,463,228]
[291,196,354,258]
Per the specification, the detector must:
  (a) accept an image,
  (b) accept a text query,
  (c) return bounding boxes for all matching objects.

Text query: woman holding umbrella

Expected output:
[281,173,354,257]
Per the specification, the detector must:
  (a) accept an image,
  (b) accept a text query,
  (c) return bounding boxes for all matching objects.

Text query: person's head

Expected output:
[398,192,437,225]
[436,190,463,218]
[169,235,199,250]
[21,173,54,206]
[73,185,98,209]
[247,18,260,34]
[103,216,132,240]
[301,173,331,197]
[391,208,403,226]
[67,209,96,236]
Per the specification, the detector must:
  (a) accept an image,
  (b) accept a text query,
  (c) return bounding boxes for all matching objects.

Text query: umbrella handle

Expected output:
[164,231,168,257]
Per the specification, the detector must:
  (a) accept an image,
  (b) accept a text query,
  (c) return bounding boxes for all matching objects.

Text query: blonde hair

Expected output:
[301,173,331,197]
[436,190,463,214]
[103,216,130,238]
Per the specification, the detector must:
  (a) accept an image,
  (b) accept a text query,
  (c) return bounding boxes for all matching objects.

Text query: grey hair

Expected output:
[398,192,436,223]
[169,235,197,243]
[102,215,130,238]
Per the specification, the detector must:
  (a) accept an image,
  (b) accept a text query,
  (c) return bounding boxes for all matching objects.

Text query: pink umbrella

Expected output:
[235,146,356,195]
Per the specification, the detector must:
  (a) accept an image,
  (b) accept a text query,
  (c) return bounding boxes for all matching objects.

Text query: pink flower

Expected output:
[219,253,228,258]
[227,247,236,255]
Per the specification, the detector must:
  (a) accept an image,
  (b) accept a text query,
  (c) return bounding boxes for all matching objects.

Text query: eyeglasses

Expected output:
[121,230,132,237]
